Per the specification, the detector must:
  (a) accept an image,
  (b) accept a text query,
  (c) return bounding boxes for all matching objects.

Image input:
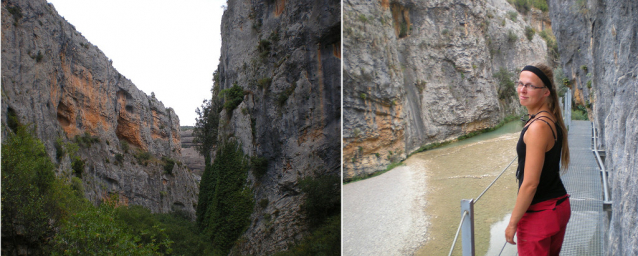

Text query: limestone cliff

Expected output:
[548,0,638,254]
[208,0,340,254]
[343,0,550,179]
[1,0,199,217]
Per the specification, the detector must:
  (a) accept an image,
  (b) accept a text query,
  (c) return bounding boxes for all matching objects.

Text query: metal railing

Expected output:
[448,156,518,256]
[591,123,612,208]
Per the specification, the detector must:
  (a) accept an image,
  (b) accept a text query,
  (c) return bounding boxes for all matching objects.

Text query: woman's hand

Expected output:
[505,223,517,245]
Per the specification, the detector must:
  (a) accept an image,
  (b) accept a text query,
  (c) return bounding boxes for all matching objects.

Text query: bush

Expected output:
[276,83,296,107]
[7,107,20,133]
[525,26,535,41]
[257,39,271,60]
[257,77,272,89]
[298,174,340,229]
[493,68,516,99]
[508,11,518,21]
[134,150,152,166]
[251,156,269,180]
[220,83,245,112]
[121,140,130,153]
[75,132,100,148]
[507,30,518,43]
[51,202,172,255]
[162,156,176,175]
[72,156,85,177]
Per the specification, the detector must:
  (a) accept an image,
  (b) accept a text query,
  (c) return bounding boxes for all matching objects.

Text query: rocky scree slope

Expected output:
[548,0,638,255]
[202,0,340,254]
[1,0,199,217]
[343,0,550,179]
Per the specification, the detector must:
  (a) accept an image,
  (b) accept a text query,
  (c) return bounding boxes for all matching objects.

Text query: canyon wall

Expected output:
[548,0,638,255]
[1,0,199,217]
[343,0,550,179]
[209,0,340,254]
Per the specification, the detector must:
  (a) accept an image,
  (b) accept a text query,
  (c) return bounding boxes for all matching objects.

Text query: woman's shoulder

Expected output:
[524,117,556,140]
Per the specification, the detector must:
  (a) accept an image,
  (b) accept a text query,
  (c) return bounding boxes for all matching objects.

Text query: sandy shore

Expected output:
[343,164,428,256]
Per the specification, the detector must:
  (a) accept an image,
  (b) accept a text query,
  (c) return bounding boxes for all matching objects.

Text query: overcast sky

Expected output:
[47,0,227,126]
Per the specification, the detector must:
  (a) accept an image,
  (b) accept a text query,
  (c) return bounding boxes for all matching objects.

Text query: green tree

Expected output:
[196,141,254,255]
[2,126,58,253]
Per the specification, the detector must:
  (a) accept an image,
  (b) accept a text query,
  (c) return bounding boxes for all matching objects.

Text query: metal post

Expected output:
[461,199,475,256]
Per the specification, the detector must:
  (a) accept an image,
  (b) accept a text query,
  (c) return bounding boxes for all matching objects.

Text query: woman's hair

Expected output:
[530,62,570,172]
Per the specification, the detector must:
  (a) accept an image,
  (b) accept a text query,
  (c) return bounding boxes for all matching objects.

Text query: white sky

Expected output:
[47,0,227,126]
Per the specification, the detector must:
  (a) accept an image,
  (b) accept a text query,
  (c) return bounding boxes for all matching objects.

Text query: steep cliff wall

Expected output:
[1,0,198,216]
[343,0,549,179]
[208,0,340,254]
[548,0,638,255]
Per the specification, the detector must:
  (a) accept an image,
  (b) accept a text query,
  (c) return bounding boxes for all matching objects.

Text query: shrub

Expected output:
[358,14,368,23]
[259,198,269,209]
[399,23,408,38]
[257,39,271,59]
[298,174,340,229]
[7,107,20,133]
[220,83,245,112]
[7,5,22,22]
[134,150,152,166]
[581,65,588,72]
[493,68,516,99]
[72,156,85,177]
[277,83,296,107]
[121,140,130,153]
[52,202,172,255]
[525,26,535,41]
[508,11,518,21]
[360,93,367,100]
[251,156,269,180]
[115,153,124,164]
[162,156,176,175]
[257,77,272,89]
[507,30,518,43]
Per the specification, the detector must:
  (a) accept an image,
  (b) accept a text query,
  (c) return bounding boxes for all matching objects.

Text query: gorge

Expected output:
[343,0,554,180]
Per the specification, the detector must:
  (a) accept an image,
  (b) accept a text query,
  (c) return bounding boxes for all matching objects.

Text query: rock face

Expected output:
[180,129,205,176]
[548,0,638,255]
[1,0,199,217]
[343,0,550,179]
[212,0,340,254]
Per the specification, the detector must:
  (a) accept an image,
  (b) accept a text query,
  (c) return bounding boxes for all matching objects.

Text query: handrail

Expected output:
[448,156,518,256]
[475,157,518,204]
[448,210,468,256]
[592,123,612,205]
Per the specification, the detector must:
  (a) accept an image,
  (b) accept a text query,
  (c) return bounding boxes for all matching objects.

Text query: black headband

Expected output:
[521,65,552,90]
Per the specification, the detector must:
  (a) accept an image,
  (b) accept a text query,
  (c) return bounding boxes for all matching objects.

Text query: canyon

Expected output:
[2,0,198,217]
[343,0,553,180]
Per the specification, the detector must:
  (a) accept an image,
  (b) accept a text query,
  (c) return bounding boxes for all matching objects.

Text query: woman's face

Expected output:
[517,71,550,107]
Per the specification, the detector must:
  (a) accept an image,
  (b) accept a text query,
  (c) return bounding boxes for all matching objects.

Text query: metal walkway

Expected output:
[560,120,605,255]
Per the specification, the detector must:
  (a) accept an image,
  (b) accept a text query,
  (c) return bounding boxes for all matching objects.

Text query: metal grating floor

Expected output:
[559,120,604,256]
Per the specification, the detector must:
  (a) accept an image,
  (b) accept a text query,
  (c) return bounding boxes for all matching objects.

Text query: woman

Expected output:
[504,63,571,255]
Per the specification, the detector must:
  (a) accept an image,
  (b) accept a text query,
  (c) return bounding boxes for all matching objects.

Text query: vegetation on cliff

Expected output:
[196,141,254,255]
[1,125,211,255]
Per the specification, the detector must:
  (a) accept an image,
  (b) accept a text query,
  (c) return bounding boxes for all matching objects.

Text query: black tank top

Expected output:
[516,116,567,205]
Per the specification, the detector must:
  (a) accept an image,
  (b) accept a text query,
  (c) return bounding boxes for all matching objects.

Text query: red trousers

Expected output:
[517,194,571,256]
